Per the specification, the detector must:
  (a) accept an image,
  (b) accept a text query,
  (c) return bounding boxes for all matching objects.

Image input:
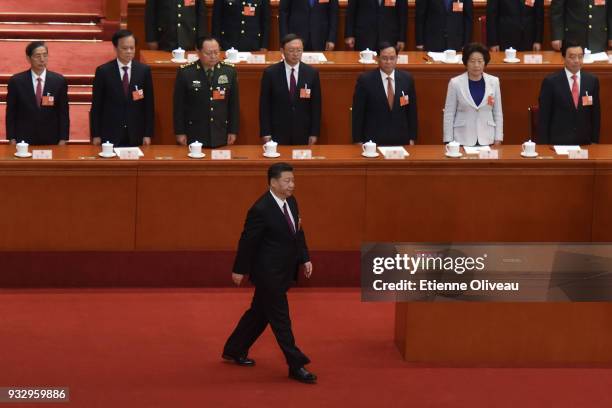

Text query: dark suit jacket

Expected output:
[345,0,408,51]
[352,68,418,145]
[486,0,544,50]
[145,0,207,51]
[91,60,155,146]
[259,62,321,145]
[212,0,270,50]
[551,0,612,53]
[6,70,69,145]
[279,0,339,50]
[233,192,310,292]
[538,69,600,145]
[415,0,473,51]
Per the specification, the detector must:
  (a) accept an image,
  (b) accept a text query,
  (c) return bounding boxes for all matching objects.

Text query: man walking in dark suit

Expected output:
[538,41,600,145]
[279,0,338,51]
[145,0,207,51]
[212,0,270,51]
[91,30,155,147]
[260,34,321,145]
[486,0,544,51]
[415,0,473,52]
[344,0,407,51]
[550,0,612,52]
[6,41,69,145]
[352,43,417,145]
[223,162,316,384]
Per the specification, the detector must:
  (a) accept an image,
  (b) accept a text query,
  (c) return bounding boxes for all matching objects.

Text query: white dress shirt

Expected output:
[117,59,132,83]
[565,68,580,94]
[379,69,395,97]
[31,69,47,96]
[270,190,296,230]
[284,61,300,91]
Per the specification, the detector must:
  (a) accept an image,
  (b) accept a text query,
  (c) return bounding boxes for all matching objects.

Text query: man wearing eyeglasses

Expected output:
[259,34,321,145]
[173,36,240,147]
[6,41,69,145]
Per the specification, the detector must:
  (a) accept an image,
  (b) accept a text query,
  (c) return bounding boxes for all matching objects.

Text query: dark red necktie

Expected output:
[122,66,129,97]
[289,68,296,99]
[35,77,42,107]
[283,203,296,235]
[571,74,579,108]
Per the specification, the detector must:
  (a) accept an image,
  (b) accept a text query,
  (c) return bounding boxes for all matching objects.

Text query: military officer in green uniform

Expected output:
[551,0,612,53]
[211,0,270,51]
[173,36,240,147]
[145,0,208,51]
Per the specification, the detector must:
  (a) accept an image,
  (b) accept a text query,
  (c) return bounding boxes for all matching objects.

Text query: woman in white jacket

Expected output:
[443,43,503,146]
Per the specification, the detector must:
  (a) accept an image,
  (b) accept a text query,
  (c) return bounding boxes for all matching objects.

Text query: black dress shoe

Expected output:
[222,354,255,366]
[289,367,317,384]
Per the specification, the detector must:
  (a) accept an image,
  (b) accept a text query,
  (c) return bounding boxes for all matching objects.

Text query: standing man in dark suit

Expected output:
[6,41,69,145]
[415,0,473,52]
[352,43,417,145]
[145,0,207,51]
[550,0,612,52]
[91,30,155,147]
[344,0,407,51]
[174,36,239,147]
[487,0,544,51]
[212,0,270,51]
[260,34,321,145]
[538,41,600,145]
[223,162,316,384]
[279,0,338,51]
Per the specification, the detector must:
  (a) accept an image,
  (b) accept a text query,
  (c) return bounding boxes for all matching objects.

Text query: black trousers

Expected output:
[223,286,310,369]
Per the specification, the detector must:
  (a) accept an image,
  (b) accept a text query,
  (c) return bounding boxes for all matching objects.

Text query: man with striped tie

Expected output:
[351,43,418,146]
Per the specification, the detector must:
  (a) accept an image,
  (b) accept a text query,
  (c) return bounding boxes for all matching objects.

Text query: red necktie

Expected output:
[289,68,296,99]
[35,77,42,107]
[571,74,579,108]
[122,66,129,97]
[283,202,296,235]
[387,76,394,110]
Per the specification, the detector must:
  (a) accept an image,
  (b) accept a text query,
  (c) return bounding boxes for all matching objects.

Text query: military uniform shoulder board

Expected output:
[221,61,235,68]
[180,61,197,69]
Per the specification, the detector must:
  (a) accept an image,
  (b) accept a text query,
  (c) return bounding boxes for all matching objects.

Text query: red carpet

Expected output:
[0,41,115,80]
[1,288,611,407]
[0,0,102,14]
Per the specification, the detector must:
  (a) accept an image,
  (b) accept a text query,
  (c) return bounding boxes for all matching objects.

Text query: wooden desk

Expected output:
[142,50,612,146]
[2,144,612,253]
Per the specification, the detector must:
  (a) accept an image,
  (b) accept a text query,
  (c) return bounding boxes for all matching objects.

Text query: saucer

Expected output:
[583,59,594,64]
[361,152,379,158]
[520,151,538,158]
[171,58,188,64]
[503,57,520,63]
[445,152,462,158]
[188,152,205,159]
[98,152,116,158]
[263,152,281,158]
[442,56,461,64]
[224,59,241,64]
[14,152,32,158]
[358,59,377,64]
